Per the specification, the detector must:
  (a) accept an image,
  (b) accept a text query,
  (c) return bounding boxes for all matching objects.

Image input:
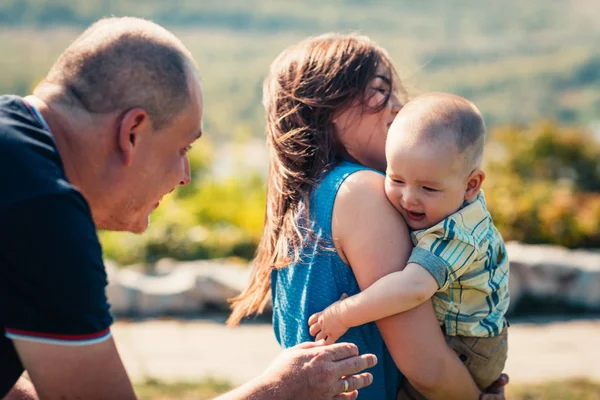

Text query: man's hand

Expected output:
[3,377,38,400]
[237,340,377,400]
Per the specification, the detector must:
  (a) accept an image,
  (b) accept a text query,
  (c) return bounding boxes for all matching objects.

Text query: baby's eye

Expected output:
[392,179,405,184]
[423,186,439,192]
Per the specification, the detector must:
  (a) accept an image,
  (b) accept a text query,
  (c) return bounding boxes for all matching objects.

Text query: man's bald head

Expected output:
[34,17,199,130]
[389,92,486,171]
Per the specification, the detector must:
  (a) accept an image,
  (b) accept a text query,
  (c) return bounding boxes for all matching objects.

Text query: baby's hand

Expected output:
[308,302,349,345]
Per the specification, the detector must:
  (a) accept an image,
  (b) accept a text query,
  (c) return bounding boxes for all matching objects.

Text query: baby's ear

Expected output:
[465,168,485,201]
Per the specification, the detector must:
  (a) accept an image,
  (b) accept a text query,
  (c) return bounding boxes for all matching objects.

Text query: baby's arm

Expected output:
[308,263,438,344]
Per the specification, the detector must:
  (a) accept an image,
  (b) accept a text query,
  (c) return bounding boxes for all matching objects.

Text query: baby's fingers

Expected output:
[327,332,342,344]
[315,331,328,342]
[309,321,322,337]
[308,312,322,326]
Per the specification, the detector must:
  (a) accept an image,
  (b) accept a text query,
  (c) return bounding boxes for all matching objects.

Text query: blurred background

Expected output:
[2,0,599,398]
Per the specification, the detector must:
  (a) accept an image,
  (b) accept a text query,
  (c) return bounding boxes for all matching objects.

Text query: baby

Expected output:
[309,92,509,394]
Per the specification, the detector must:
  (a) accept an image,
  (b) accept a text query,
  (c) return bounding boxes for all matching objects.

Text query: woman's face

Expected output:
[332,64,403,172]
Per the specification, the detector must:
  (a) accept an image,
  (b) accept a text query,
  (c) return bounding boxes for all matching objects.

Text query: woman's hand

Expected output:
[479,374,509,400]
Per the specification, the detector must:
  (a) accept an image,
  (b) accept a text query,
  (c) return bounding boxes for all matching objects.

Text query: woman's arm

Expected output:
[332,170,481,400]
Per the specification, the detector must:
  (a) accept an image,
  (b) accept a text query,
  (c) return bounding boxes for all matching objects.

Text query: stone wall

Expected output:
[105,242,600,318]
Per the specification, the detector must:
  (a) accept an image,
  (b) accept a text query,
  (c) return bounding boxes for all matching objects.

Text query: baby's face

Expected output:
[384,138,470,230]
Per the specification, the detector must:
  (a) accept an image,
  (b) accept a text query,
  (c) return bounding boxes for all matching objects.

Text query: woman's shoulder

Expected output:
[334,163,388,207]
[320,161,382,183]
[314,161,383,198]
[310,162,385,225]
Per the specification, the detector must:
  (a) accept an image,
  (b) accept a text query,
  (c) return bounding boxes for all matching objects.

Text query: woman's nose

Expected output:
[390,93,403,115]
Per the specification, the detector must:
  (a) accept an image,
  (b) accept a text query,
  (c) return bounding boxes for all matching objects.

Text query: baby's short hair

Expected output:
[395,92,486,170]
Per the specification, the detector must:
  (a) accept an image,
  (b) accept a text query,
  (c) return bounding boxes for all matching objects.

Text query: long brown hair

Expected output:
[227,33,401,326]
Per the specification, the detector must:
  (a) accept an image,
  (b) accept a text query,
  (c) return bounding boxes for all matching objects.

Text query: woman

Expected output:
[228,33,505,399]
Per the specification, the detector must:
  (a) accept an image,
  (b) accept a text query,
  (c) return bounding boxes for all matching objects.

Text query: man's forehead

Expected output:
[190,81,204,138]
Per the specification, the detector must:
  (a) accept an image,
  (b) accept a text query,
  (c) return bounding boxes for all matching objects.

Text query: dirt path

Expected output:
[112,317,600,385]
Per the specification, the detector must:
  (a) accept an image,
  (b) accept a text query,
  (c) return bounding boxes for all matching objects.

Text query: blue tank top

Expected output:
[272,161,401,400]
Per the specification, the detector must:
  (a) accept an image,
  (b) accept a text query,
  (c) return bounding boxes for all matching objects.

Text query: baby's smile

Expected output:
[406,210,426,220]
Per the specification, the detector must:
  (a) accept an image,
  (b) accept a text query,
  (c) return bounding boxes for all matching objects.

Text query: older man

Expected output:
[0,17,375,400]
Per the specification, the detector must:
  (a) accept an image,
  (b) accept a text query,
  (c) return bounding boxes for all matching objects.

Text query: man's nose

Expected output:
[180,156,191,186]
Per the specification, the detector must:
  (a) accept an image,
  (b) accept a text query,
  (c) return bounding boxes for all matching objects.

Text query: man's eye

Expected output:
[184,145,193,153]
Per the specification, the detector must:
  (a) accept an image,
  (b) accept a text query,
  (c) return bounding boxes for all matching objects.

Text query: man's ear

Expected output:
[117,108,151,167]
[465,168,485,201]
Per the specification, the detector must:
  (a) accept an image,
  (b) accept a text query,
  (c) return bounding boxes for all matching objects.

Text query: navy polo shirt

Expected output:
[0,95,113,396]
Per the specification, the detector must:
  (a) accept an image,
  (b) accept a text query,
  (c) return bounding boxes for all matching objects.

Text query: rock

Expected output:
[505,241,600,313]
[567,270,600,311]
[506,261,526,313]
[103,243,600,318]
[105,258,252,317]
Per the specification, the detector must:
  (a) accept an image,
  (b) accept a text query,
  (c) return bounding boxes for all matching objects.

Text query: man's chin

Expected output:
[128,217,151,234]
[96,216,150,234]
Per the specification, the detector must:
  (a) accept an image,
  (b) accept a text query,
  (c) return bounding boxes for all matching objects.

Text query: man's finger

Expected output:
[335,354,378,377]
[333,391,358,400]
[334,372,373,395]
[320,342,360,361]
[292,340,326,350]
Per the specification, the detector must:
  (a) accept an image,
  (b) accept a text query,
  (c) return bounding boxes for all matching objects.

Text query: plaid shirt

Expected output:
[408,191,510,337]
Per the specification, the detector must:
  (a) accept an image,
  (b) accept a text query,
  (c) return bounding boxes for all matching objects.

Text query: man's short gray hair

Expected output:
[36,17,197,130]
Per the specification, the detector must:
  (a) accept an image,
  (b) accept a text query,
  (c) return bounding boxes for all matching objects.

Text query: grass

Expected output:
[134,378,232,400]
[506,379,600,400]
[134,377,600,399]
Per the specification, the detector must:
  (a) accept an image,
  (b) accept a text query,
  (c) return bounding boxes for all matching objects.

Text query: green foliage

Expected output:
[0,1,599,135]
[488,122,600,191]
[2,1,598,262]
[100,121,600,266]
[484,121,600,248]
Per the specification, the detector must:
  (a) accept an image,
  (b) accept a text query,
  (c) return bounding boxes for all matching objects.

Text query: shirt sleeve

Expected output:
[0,192,113,346]
[408,229,479,292]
